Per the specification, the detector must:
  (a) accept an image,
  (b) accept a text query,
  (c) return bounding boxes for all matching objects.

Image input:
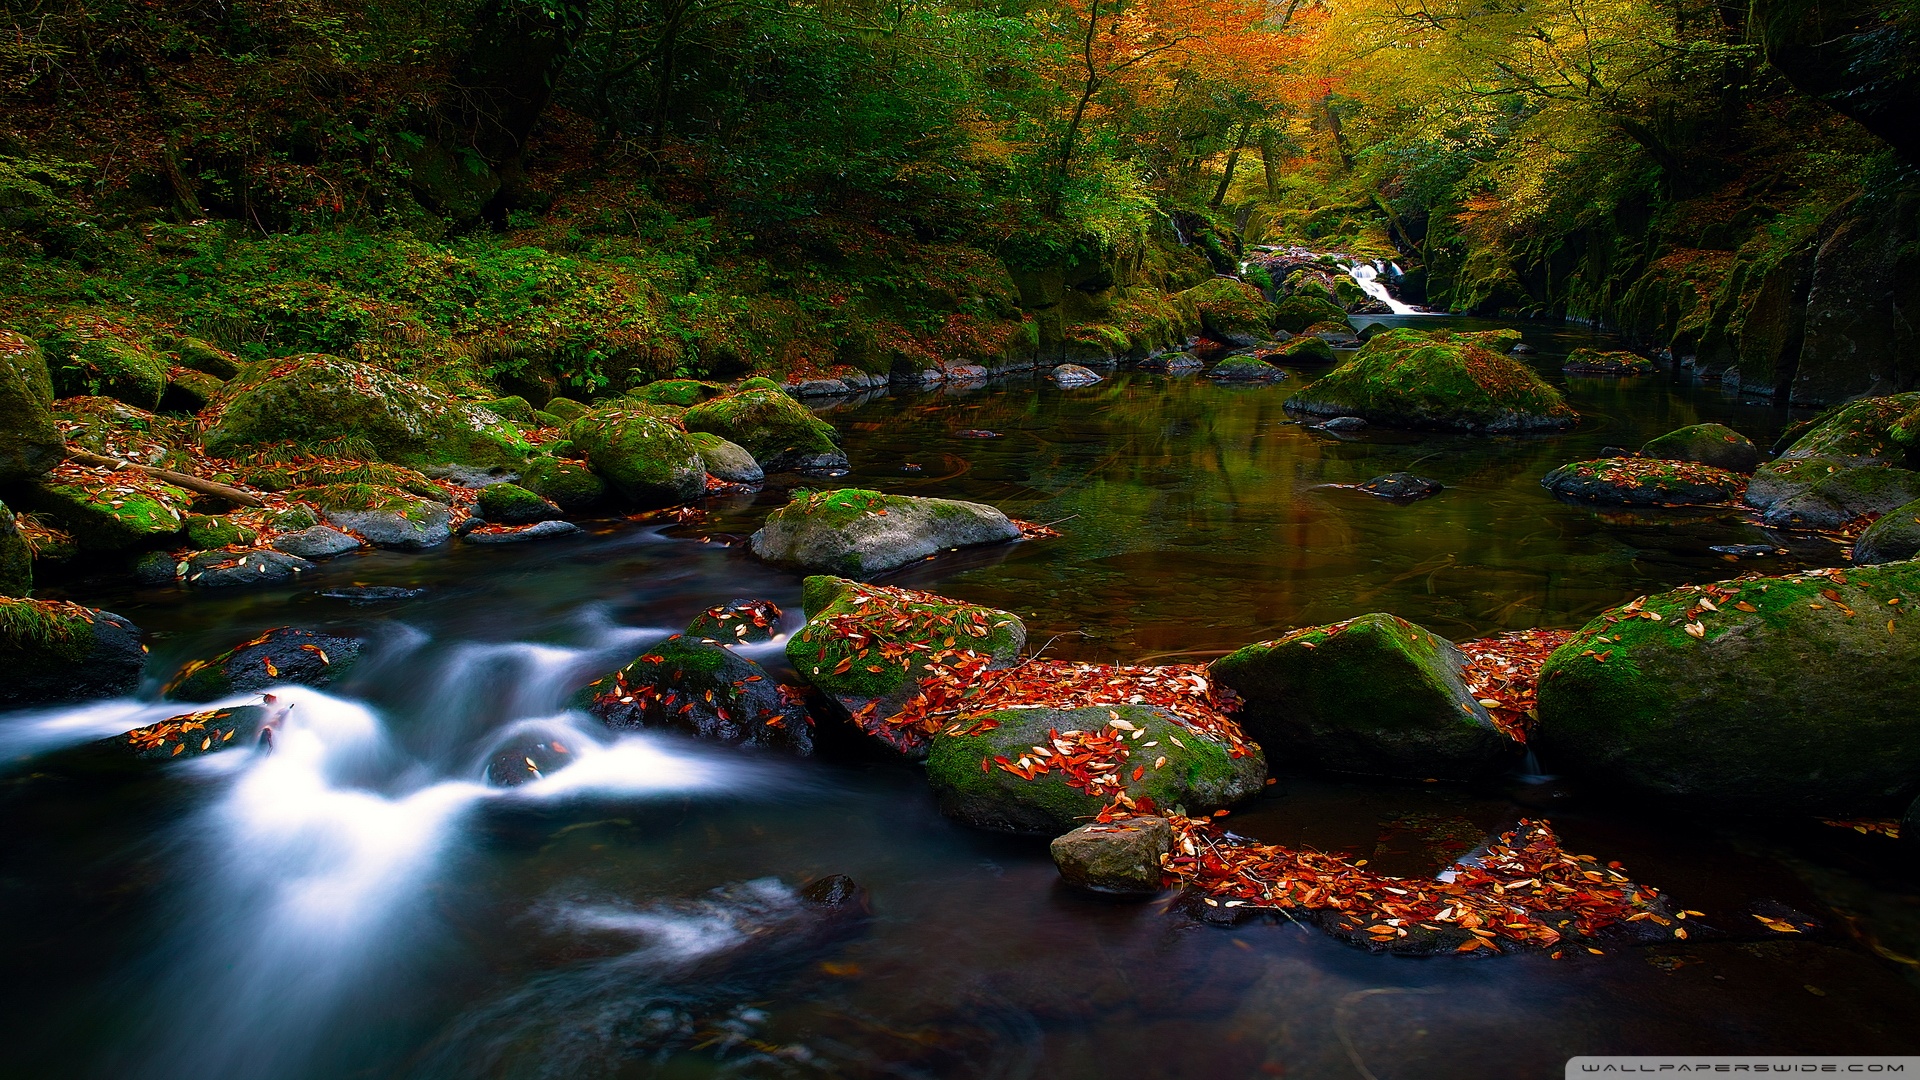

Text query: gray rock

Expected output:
[464,520,583,544]
[0,603,144,708]
[1051,818,1173,895]
[271,525,365,560]
[133,550,178,586]
[787,379,853,398]
[689,431,765,483]
[1052,364,1104,388]
[182,548,316,588]
[1357,473,1443,502]
[750,489,1021,575]
[1318,416,1369,433]
[164,626,361,701]
[323,499,452,550]
[1853,499,1920,564]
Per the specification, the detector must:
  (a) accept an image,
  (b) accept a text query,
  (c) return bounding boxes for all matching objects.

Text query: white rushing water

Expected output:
[1347,261,1425,315]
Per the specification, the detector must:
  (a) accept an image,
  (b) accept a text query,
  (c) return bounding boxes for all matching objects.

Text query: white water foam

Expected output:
[1348,262,1426,315]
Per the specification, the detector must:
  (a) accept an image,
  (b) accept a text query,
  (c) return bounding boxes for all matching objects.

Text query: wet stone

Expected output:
[164,626,362,702]
[1357,473,1443,502]
[486,734,577,786]
[1317,416,1368,433]
[685,598,783,644]
[271,525,365,560]
[182,548,316,588]
[1052,364,1105,388]
[464,520,582,544]
[1051,817,1173,896]
[316,585,426,604]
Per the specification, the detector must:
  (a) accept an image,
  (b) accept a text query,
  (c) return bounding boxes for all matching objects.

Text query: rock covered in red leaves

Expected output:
[577,634,813,754]
[685,598,784,644]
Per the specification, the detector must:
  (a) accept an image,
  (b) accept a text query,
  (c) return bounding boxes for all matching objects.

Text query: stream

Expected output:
[3,315,1917,1079]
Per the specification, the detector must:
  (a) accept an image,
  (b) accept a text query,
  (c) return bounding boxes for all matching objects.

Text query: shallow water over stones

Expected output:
[3,316,1917,1078]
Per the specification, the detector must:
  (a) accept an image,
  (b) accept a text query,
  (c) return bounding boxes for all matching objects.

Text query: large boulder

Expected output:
[631,378,726,408]
[0,500,30,596]
[1051,817,1174,895]
[0,330,63,484]
[1641,423,1763,474]
[687,431,764,483]
[576,634,812,753]
[164,626,362,702]
[0,598,144,708]
[925,705,1267,835]
[1541,458,1748,507]
[42,314,170,409]
[750,489,1021,576]
[180,548,317,588]
[566,406,706,506]
[1178,278,1277,346]
[291,483,453,549]
[786,576,1026,757]
[1854,499,1920,564]
[15,474,191,551]
[682,378,846,472]
[1210,612,1513,781]
[1535,564,1920,814]
[517,456,607,511]
[1744,393,1920,528]
[476,482,562,525]
[1562,348,1657,376]
[1207,355,1286,382]
[201,353,529,467]
[1272,294,1353,334]
[685,598,784,644]
[1285,328,1577,433]
[1272,336,1336,364]
[270,525,365,560]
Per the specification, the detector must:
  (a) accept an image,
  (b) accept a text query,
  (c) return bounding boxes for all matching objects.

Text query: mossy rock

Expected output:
[1541,458,1747,507]
[631,379,726,408]
[50,396,182,461]
[518,457,606,512]
[161,368,226,413]
[1562,348,1657,375]
[164,626,362,702]
[0,330,64,484]
[566,407,705,506]
[1535,564,1920,814]
[241,459,447,501]
[1641,423,1762,474]
[1285,328,1577,433]
[1178,278,1278,346]
[1210,612,1511,781]
[1745,393,1920,528]
[686,598,783,644]
[477,482,561,525]
[1207,355,1285,382]
[479,395,536,423]
[0,500,30,596]
[1273,336,1336,364]
[202,353,530,468]
[0,598,144,708]
[541,396,590,423]
[1853,499,1920,565]
[683,378,846,473]
[1284,269,1338,304]
[688,431,764,483]
[88,704,274,763]
[268,505,322,531]
[575,635,812,754]
[925,705,1267,835]
[16,476,191,551]
[1272,294,1353,335]
[750,488,1021,575]
[185,514,257,549]
[43,314,170,409]
[786,576,1026,758]
[161,336,243,379]
[287,483,452,549]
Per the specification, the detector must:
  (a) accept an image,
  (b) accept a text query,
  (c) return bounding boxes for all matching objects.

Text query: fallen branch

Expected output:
[63,449,266,508]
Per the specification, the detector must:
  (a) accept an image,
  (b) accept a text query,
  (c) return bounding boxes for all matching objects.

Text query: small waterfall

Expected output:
[1347,262,1424,315]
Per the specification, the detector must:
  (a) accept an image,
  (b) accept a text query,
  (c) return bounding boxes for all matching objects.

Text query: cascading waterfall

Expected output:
[1346,261,1425,315]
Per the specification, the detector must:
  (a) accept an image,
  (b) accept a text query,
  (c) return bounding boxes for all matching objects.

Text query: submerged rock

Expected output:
[164,626,361,702]
[1052,364,1104,388]
[687,431,764,483]
[1535,564,1920,814]
[1641,423,1762,474]
[683,378,846,473]
[271,525,365,560]
[464,520,582,544]
[567,407,707,506]
[292,483,452,549]
[685,598,783,644]
[1744,393,1920,529]
[181,548,316,588]
[0,330,63,485]
[1562,348,1657,375]
[785,576,1025,758]
[577,635,812,754]
[96,704,278,763]
[1051,817,1174,895]
[316,585,425,604]
[1356,472,1442,502]
[1853,499,1920,564]
[1136,353,1204,374]
[1287,328,1577,433]
[0,598,144,708]
[1316,416,1369,434]
[750,488,1021,576]
[476,482,563,525]
[1541,458,1747,506]
[1210,613,1512,781]
[925,705,1267,835]
[1207,355,1286,382]
[485,730,578,786]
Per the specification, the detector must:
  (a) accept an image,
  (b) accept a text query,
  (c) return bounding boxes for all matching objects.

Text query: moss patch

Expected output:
[565,406,705,505]
[682,379,840,469]
[42,314,170,409]
[1286,327,1576,432]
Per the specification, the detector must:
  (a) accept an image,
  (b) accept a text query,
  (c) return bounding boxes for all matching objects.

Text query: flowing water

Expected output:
[4,316,1918,1079]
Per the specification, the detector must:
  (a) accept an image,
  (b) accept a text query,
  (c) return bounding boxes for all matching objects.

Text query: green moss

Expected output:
[565,407,705,504]
[0,500,31,597]
[1641,423,1761,473]
[682,381,839,466]
[480,395,536,423]
[476,482,554,521]
[243,460,446,500]
[0,330,64,485]
[1179,277,1277,341]
[518,456,607,510]
[0,596,93,661]
[1564,348,1657,375]
[1286,327,1576,432]
[1277,336,1336,363]
[1272,294,1352,334]
[1208,355,1283,381]
[185,515,257,549]
[630,379,724,407]
[161,336,242,379]
[1778,392,1920,465]
[542,396,590,422]
[269,505,321,531]
[43,314,170,409]
[789,574,1024,702]
[20,479,190,551]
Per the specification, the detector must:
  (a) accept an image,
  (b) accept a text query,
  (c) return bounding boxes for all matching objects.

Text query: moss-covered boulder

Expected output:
[1563,348,1658,375]
[17,474,191,551]
[1272,336,1337,364]
[1179,278,1277,346]
[926,705,1267,835]
[688,431,764,483]
[631,379,725,408]
[1273,294,1353,335]
[682,378,846,473]
[241,459,447,501]
[517,456,607,511]
[185,514,256,549]
[50,396,183,463]
[1535,564,1920,814]
[1285,328,1577,433]
[1541,458,1748,506]
[1744,393,1920,529]
[43,314,170,409]
[0,598,144,708]
[576,635,812,754]
[686,598,783,644]
[1206,355,1286,382]
[1210,613,1512,780]
[751,488,1021,575]
[289,483,452,549]
[1641,423,1762,474]
[566,406,706,506]
[479,395,536,424]
[162,336,243,379]
[0,501,31,596]
[1854,499,1920,564]
[164,626,362,702]
[161,368,225,413]
[541,396,590,422]
[0,330,63,484]
[476,482,562,525]
[202,353,530,467]
[786,576,1025,757]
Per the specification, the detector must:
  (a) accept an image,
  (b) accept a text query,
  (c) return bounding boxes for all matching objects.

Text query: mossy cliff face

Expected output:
[1744,392,1920,527]
[682,378,844,472]
[1640,423,1762,474]
[925,705,1267,835]
[0,597,145,708]
[1210,612,1511,781]
[0,330,64,484]
[750,488,1021,576]
[565,406,706,506]
[201,353,530,467]
[1535,563,1920,814]
[1285,328,1577,433]
[42,314,171,410]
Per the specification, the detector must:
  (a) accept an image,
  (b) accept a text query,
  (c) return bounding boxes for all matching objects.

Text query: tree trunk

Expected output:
[1210,122,1251,208]
[1259,126,1279,200]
